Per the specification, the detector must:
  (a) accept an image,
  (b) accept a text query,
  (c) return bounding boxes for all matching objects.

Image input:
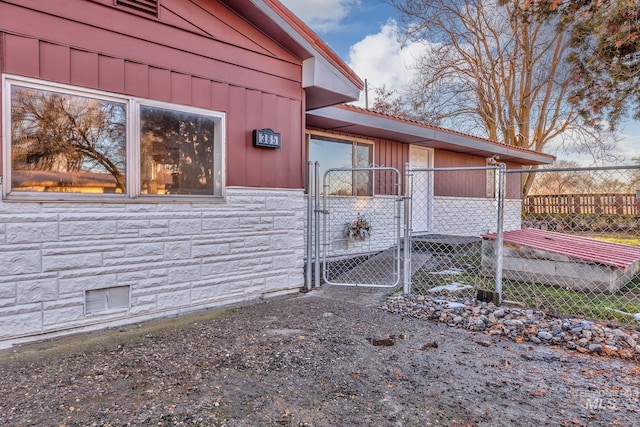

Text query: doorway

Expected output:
[409,146,434,233]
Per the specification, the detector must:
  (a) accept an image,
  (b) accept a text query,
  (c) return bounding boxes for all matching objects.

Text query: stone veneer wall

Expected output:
[0,187,305,348]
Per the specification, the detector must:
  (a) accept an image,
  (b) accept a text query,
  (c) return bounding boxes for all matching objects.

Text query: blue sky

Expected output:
[279,0,639,164]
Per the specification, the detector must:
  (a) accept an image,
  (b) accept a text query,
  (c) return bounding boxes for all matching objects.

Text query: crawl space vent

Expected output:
[115,0,159,16]
[85,285,130,315]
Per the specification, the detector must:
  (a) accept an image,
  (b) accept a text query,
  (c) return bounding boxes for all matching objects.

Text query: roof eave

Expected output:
[219,0,362,109]
[306,106,555,166]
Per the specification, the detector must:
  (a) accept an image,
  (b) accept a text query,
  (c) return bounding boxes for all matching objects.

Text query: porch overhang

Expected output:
[307,105,555,166]
[220,0,363,110]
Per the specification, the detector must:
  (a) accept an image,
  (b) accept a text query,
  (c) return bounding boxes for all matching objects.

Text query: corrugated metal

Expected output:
[483,229,640,269]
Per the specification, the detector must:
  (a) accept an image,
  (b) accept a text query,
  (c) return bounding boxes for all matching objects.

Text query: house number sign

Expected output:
[253,128,281,149]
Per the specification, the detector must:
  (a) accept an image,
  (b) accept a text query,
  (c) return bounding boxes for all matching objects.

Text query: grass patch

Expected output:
[410,265,640,324]
[593,235,640,247]
[503,279,640,323]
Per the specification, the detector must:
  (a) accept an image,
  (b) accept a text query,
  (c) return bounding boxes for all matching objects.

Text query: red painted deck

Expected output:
[482,229,640,269]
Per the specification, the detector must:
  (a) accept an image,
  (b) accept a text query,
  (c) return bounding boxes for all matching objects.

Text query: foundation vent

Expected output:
[85,285,131,315]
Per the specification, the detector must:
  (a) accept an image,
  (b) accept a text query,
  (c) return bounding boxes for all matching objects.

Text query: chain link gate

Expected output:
[317,167,403,287]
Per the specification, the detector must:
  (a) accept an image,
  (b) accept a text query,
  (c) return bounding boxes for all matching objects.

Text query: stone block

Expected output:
[167,264,201,284]
[59,274,118,295]
[126,243,164,257]
[43,253,103,272]
[0,250,41,274]
[16,278,57,303]
[6,222,58,244]
[164,241,192,260]
[59,220,117,237]
[169,219,202,236]
[157,289,191,310]
[0,311,43,337]
[192,243,230,258]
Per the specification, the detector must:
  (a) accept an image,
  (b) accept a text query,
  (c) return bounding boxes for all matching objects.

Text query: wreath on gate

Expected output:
[344,213,372,240]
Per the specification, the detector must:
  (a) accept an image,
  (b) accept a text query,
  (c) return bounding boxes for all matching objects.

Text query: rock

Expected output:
[580,321,594,330]
[380,293,639,361]
[447,302,466,311]
[538,331,553,341]
[588,344,602,353]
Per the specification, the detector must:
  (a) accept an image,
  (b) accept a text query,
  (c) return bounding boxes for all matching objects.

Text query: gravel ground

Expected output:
[1,286,639,426]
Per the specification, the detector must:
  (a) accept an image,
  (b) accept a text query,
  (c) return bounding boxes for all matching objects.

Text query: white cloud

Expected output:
[613,132,640,163]
[279,0,360,33]
[346,20,425,106]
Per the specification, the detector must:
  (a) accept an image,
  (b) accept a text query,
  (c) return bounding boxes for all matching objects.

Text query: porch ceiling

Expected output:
[307,105,555,166]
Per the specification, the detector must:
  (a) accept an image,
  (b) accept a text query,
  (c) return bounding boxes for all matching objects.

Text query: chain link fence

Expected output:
[406,164,640,326]
[306,163,640,326]
[500,166,640,324]
[320,167,402,287]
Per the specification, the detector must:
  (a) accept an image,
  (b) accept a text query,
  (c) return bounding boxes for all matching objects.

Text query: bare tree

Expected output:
[528,160,593,195]
[389,0,612,196]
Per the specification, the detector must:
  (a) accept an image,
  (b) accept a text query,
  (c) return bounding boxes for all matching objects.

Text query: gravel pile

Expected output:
[382,294,640,359]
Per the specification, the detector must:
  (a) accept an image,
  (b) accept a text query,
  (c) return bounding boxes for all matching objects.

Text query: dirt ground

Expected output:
[1,286,639,426]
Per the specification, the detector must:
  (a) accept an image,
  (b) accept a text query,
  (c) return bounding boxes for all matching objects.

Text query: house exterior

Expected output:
[306,105,554,244]
[0,0,552,348]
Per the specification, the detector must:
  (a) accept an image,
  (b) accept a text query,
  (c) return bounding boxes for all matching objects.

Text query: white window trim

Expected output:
[2,74,226,202]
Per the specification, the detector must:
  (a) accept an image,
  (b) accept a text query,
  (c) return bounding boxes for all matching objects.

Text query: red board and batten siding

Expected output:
[0,0,305,189]
[434,151,522,199]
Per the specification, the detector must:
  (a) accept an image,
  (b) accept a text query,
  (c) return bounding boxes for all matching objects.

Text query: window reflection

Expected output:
[10,86,126,193]
[309,135,372,196]
[140,106,216,195]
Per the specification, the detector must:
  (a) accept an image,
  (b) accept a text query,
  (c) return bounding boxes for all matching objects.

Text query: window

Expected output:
[3,76,224,200]
[308,134,373,196]
[140,105,221,196]
[10,85,127,194]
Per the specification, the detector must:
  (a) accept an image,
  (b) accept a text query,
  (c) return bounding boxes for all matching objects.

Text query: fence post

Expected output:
[495,163,506,305]
[305,161,313,291]
[403,162,412,295]
[314,162,321,288]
